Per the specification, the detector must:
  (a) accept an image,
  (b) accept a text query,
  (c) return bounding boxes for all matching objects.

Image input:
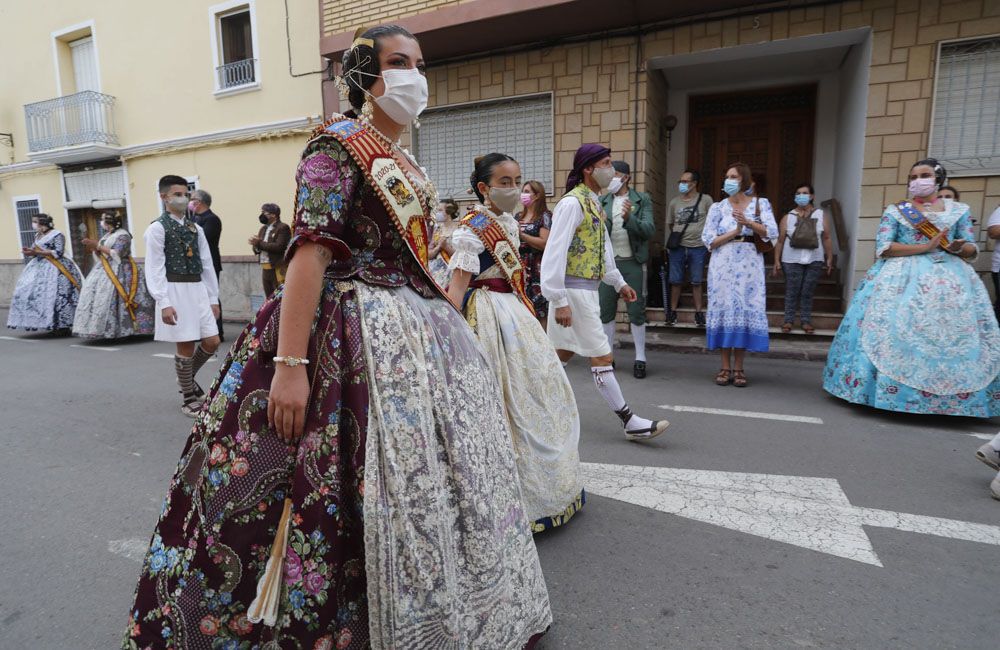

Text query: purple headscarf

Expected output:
[565,143,611,192]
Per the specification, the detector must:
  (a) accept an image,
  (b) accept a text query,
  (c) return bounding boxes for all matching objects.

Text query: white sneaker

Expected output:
[991,472,1000,501]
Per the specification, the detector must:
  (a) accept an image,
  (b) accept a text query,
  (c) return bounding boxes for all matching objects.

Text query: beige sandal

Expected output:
[715,369,732,386]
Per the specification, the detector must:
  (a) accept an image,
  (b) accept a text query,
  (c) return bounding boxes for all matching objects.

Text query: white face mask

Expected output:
[374,68,428,125]
[607,177,624,195]
[592,165,615,191]
[488,187,521,215]
[167,195,189,212]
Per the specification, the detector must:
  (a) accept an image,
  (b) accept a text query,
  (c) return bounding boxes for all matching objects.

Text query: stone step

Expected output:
[632,307,844,331]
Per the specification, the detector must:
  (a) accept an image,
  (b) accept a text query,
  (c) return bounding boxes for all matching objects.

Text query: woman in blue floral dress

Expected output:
[702,163,778,387]
[122,25,550,650]
[823,159,1000,417]
[7,213,82,332]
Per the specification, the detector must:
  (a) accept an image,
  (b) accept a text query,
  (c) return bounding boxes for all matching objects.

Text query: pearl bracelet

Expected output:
[273,355,309,367]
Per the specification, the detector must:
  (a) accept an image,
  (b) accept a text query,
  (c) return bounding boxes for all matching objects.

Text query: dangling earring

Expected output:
[361,98,374,121]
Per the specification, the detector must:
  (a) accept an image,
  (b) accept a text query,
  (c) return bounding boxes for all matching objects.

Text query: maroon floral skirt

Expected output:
[123,278,371,649]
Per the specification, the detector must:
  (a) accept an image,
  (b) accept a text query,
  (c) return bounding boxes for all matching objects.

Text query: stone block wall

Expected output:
[326,0,999,287]
[322,0,472,37]
[423,35,649,202]
[638,0,999,283]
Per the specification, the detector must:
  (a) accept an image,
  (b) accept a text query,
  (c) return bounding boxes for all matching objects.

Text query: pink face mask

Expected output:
[188,201,198,212]
[520,192,533,206]
[908,177,937,198]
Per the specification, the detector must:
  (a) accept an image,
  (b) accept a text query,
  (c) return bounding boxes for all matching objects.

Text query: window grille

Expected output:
[15,199,40,254]
[416,95,554,200]
[930,37,1000,175]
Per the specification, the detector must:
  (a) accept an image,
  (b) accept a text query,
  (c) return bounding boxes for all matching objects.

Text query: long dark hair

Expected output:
[469,153,516,202]
[521,180,549,222]
[341,25,417,113]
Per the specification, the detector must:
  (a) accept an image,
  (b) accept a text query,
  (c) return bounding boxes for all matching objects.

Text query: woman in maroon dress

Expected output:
[518,180,552,326]
[122,25,550,650]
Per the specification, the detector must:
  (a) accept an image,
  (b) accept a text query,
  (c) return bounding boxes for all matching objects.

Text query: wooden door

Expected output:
[69,208,102,276]
[688,85,816,214]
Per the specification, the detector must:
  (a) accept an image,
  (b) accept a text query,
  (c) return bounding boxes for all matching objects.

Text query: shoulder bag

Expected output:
[788,208,820,249]
[751,197,774,254]
[667,193,703,250]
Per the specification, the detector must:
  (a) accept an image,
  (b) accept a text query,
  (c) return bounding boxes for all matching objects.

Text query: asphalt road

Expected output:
[0,320,997,649]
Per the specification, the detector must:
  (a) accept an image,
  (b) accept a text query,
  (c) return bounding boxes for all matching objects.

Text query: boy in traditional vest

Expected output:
[540,144,669,442]
[144,175,221,417]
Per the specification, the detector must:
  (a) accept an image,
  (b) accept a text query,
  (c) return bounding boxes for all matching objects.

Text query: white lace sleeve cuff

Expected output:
[447,227,484,274]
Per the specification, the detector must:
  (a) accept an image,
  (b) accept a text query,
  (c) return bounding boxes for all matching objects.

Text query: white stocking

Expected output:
[631,323,646,362]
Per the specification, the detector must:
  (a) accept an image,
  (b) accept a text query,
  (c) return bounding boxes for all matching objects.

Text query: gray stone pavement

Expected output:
[0,316,997,649]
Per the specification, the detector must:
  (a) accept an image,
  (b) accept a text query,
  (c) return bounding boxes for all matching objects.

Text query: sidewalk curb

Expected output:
[616,334,829,362]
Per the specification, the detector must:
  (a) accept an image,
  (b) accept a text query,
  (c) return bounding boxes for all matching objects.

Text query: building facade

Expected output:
[0,0,326,318]
[320,0,1000,330]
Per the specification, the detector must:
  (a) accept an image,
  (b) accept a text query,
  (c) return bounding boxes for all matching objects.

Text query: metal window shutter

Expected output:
[930,38,1000,175]
[416,95,554,200]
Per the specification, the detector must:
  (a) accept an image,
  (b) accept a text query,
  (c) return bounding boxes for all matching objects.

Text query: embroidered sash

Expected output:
[316,117,446,299]
[894,201,956,254]
[461,210,535,315]
[35,247,80,290]
[99,253,140,324]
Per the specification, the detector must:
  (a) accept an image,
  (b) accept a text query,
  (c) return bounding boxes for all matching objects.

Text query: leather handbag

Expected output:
[750,197,774,254]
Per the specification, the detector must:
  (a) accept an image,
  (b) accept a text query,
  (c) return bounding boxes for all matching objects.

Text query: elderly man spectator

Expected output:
[189,189,224,339]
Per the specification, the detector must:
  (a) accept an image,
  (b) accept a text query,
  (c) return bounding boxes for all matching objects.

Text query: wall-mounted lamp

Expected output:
[662,115,677,150]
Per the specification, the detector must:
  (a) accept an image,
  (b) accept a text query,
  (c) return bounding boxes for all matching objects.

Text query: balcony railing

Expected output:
[217,58,257,90]
[24,90,118,152]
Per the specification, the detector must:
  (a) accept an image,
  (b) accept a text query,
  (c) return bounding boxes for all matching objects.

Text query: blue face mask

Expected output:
[723,179,740,196]
[794,193,811,207]
[678,182,690,194]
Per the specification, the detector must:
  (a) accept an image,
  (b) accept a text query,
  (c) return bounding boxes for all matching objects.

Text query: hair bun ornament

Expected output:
[351,37,374,50]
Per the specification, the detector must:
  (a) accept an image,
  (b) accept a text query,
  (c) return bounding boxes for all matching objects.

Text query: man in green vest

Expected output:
[599,160,654,379]
[144,174,221,417]
[541,144,669,442]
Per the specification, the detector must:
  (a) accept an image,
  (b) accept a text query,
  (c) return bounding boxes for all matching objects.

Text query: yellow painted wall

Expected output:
[0,168,67,258]
[0,0,323,261]
[124,134,310,258]
[0,0,322,162]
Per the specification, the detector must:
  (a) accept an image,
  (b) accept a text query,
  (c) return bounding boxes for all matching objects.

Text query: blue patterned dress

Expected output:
[702,197,779,351]
[6,230,82,331]
[823,200,1000,417]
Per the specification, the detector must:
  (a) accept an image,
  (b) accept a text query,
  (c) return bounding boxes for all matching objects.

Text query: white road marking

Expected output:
[0,335,38,343]
[657,403,824,425]
[968,433,994,441]
[108,538,149,563]
[581,462,1000,567]
[70,344,120,352]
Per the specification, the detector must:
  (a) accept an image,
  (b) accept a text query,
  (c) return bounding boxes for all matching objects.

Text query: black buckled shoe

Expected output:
[633,361,647,379]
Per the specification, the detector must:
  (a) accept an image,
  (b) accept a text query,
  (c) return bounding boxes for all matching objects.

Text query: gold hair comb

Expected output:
[351,37,374,50]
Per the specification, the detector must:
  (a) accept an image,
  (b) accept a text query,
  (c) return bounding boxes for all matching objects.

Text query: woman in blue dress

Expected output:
[702,162,778,387]
[7,213,82,332]
[823,158,1000,417]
